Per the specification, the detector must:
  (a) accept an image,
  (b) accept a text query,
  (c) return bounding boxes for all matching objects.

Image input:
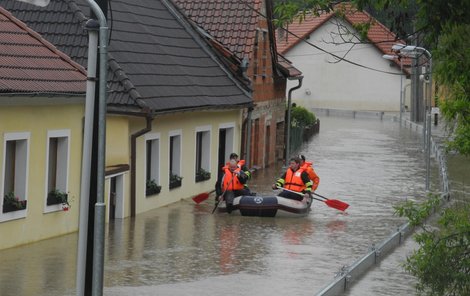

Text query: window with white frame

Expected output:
[145,134,161,196]
[45,130,70,207]
[2,132,29,214]
[169,131,182,189]
[195,127,211,182]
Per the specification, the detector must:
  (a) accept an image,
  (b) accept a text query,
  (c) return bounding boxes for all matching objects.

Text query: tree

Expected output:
[395,196,470,295]
[434,23,470,156]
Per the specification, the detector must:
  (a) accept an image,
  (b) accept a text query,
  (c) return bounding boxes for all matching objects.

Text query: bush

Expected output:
[291,105,316,127]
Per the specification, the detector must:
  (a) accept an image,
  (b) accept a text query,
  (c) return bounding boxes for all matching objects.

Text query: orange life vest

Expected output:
[284,168,306,192]
[301,161,319,190]
[222,167,244,191]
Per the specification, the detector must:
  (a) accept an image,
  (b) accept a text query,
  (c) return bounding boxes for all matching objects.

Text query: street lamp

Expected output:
[393,44,433,192]
[382,54,404,125]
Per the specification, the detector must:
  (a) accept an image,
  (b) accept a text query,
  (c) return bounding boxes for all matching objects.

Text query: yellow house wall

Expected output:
[0,102,84,250]
[106,115,130,166]
[134,110,242,214]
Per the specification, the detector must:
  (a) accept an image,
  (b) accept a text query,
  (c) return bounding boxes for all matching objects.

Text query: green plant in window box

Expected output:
[47,189,72,211]
[169,173,183,189]
[146,179,162,196]
[195,168,211,182]
[47,189,68,205]
[3,192,27,213]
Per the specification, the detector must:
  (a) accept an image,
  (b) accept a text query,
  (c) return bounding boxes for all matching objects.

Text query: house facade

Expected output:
[174,0,301,168]
[2,0,252,232]
[0,7,86,250]
[276,4,410,113]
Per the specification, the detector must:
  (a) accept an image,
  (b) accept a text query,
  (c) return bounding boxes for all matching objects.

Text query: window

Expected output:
[2,132,29,218]
[145,133,161,196]
[169,131,182,189]
[195,127,211,182]
[45,130,70,210]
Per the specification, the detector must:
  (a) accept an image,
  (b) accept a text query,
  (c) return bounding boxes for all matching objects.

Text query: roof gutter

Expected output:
[130,114,153,217]
[285,76,303,166]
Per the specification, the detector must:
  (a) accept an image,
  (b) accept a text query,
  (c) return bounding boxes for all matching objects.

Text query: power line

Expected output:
[238,0,403,76]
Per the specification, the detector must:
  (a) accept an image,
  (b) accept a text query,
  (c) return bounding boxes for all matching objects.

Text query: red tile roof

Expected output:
[174,0,262,60]
[276,3,410,70]
[0,6,86,95]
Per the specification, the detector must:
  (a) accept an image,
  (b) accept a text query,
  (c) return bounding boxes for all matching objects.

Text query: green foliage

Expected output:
[434,23,470,156]
[273,0,333,28]
[394,195,441,227]
[395,197,470,295]
[47,189,68,206]
[146,179,161,195]
[195,168,211,182]
[291,105,316,127]
[3,192,26,211]
[351,21,372,41]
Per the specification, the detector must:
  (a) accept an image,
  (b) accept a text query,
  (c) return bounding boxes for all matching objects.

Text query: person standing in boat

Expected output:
[272,157,313,201]
[299,154,319,191]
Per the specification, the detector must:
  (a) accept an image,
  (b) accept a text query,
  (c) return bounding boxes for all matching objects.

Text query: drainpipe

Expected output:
[130,115,153,217]
[285,76,303,167]
[79,1,107,296]
[245,106,253,166]
[76,18,98,296]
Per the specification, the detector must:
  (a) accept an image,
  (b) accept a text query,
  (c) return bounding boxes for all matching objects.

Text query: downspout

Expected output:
[79,1,107,295]
[130,115,153,217]
[240,56,253,166]
[285,76,303,167]
[245,106,253,166]
[76,18,98,296]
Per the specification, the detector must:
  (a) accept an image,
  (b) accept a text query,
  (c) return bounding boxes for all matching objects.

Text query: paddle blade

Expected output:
[192,193,209,204]
[325,199,349,211]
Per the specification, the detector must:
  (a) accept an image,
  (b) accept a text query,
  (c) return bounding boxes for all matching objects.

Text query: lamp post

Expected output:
[382,54,404,125]
[393,44,433,191]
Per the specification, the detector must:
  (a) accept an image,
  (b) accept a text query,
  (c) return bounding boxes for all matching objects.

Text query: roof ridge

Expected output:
[0,6,86,77]
[279,11,335,54]
[107,55,149,110]
[162,0,252,97]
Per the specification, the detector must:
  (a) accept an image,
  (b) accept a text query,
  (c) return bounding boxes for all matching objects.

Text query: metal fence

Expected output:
[315,116,450,295]
[290,120,320,155]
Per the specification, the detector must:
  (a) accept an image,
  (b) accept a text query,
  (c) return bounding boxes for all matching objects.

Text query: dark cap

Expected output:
[229,153,238,159]
[298,154,306,161]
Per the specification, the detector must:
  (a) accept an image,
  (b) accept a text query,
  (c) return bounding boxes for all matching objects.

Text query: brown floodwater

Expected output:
[2,115,466,296]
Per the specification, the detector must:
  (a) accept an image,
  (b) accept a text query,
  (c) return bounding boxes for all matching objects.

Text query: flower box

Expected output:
[47,189,68,206]
[146,179,162,196]
[3,192,27,213]
[195,169,211,183]
[169,174,183,189]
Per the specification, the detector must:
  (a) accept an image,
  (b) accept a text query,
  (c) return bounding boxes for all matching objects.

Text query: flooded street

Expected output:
[2,115,454,296]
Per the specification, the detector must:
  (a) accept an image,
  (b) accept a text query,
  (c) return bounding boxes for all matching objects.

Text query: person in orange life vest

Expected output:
[216,159,251,200]
[228,152,251,180]
[216,152,251,195]
[215,159,250,213]
[298,154,319,191]
[272,157,313,201]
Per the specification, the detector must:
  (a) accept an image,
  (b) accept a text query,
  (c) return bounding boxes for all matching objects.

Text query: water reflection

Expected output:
[1,115,452,295]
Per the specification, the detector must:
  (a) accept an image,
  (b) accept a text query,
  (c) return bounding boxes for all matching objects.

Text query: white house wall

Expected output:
[285,17,408,112]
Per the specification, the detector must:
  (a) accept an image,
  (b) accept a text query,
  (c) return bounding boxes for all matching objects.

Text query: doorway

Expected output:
[108,174,124,220]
